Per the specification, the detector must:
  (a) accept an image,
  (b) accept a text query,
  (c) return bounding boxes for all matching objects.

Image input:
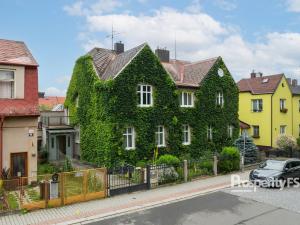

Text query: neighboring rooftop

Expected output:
[39,96,66,111]
[237,72,284,94]
[0,39,38,66]
[287,78,300,95]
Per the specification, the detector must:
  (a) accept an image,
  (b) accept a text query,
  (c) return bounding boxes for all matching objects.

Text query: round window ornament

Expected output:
[218,68,224,77]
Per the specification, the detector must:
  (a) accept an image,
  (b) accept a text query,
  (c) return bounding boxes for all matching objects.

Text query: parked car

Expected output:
[249,159,300,187]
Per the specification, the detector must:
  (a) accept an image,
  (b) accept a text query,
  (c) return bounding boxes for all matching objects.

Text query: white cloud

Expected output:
[45,87,67,96]
[64,1,300,80]
[55,75,71,84]
[286,0,300,12]
[214,0,237,11]
[63,0,122,16]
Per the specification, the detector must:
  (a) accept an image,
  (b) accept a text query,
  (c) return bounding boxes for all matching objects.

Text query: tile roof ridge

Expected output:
[187,56,219,66]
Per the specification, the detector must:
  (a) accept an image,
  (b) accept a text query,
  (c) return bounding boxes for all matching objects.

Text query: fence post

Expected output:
[213,155,218,176]
[146,165,151,190]
[45,180,49,208]
[183,160,188,183]
[240,153,244,172]
[60,173,65,206]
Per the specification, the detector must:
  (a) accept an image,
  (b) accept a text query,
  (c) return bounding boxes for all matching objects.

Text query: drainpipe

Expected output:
[271,94,273,149]
[0,116,4,174]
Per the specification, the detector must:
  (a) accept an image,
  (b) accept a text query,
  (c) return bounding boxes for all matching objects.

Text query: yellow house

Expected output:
[289,78,300,139]
[237,72,294,150]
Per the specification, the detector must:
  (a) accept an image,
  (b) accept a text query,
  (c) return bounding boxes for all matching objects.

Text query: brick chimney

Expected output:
[114,41,124,54]
[250,70,256,78]
[155,48,170,62]
[292,79,298,87]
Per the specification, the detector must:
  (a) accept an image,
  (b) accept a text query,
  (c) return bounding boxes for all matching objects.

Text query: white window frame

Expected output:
[75,95,79,108]
[216,92,224,107]
[228,125,234,138]
[280,125,286,135]
[155,125,165,147]
[280,99,286,110]
[0,69,15,99]
[253,125,260,137]
[207,126,213,141]
[182,124,191,145]
[180,91,194,107]
[137,84,153,107]
[123,127,136,150]
[251,99,263,112]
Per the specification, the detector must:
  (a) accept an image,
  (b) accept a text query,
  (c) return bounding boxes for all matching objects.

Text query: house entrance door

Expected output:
[11,152,28,178]
[57,135,67,160]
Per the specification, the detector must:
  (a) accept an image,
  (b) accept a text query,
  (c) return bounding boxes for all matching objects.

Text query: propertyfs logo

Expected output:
[230,175,300,192]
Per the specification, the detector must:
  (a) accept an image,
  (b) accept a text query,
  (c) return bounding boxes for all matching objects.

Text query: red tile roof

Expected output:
[39,96,65,109]
[0,101,39,116]
[239,120,250,129]
[237,74,284,94]
[0,39,38,66]
[162,57,219,87]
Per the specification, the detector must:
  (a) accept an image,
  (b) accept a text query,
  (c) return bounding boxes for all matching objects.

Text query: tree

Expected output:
[234,135,258,165]
[276,135,297,157]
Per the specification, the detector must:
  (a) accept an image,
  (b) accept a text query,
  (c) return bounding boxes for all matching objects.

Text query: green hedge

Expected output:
[218,147,240,173]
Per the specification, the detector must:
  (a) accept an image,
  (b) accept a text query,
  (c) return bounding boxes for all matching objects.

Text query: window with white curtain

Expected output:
[137,84,153,107]
[216,92,224,107]
[123,127,135,150]
[182,124,191,145]
[207,126,213,141]
[0,70,14,98]
[228,125,234,138]
[179,91,194,107]
[155,125,165,147]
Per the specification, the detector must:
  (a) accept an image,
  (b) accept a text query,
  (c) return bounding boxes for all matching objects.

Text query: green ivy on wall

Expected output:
[65,44,239,167]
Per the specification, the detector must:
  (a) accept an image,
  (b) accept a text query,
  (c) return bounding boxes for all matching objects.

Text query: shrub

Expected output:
[136,160,147,168]
[156,154,180,166]
[37,163,60,175]
[63,157,73,172]
[218,147,240,173]
[38,148,49,164]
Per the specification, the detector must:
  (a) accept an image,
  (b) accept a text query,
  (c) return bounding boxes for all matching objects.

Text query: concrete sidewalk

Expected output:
[0,171,250,225]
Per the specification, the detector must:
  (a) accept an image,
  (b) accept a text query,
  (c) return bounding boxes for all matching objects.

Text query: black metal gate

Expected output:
[107,165,149,196]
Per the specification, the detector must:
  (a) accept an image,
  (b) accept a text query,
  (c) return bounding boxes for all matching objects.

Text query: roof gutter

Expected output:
[0,116,4,174]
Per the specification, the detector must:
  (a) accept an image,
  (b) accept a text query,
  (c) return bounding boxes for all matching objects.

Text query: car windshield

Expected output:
[259,160,285,171]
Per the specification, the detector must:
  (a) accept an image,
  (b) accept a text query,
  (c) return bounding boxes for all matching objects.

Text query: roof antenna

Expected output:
[174,32,177,60]
[106,23,123,50]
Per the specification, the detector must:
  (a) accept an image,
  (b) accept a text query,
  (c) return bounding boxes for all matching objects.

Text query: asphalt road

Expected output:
[86,191,300,225]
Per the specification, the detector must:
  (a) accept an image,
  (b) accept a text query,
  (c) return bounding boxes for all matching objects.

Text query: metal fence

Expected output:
[107,165,147,196]
[0,168,106,212]
[148,164,184,188]
[187,158,214,181]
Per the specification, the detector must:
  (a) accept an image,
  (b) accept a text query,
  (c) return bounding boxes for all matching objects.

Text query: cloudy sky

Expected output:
[1,0,300,96]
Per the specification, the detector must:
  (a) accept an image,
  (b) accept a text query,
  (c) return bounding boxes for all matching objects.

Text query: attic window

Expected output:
[262,78,269,83]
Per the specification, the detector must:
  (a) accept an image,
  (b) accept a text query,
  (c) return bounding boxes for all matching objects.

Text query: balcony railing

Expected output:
[41,116,71,127]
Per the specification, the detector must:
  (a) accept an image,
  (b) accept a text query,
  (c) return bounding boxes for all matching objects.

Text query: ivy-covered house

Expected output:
[65,42,239,167]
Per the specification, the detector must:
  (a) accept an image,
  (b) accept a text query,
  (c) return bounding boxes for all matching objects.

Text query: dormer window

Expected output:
[216,92,224,107]
[137,84,153,107]
[0,70,14,99]
[180,91,194,107]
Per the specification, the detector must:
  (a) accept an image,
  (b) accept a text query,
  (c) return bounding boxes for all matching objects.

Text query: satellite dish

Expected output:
[218,68,224,77]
